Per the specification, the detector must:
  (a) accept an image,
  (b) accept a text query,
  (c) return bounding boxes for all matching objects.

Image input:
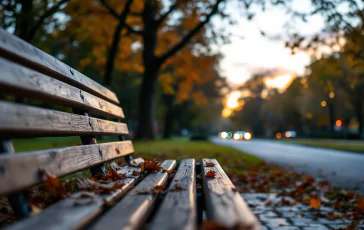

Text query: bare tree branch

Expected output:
[124,23,144,35]
[157,0,224,65]
[100,0,143,35]
[157,3,178,25]
[99,0,120,19]
[29,0,68,39]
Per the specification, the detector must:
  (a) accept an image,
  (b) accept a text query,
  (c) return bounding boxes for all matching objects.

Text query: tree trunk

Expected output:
[134,1,159,140]
[328,100,335,133]
[104,21,124,86]
[15,0,34,42]
[134,66,159,140]
[162,94,175,139]
[355,101,363,138]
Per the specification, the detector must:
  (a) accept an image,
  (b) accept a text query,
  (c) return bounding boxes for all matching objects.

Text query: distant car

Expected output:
[233,131,252,140]
[284,130,297,138]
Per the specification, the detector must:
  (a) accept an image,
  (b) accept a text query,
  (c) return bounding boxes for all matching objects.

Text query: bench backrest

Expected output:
[0,28,133,196]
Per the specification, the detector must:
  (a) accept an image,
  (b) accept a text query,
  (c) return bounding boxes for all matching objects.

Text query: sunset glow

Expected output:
[265,75,294,90]
[226,91,241,109]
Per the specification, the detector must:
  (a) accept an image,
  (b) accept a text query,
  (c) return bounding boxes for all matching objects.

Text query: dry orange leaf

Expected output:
[204,170,216,178]
[356,199,364,212]
[144,158,162,172]
[265,200,272,206]
[309,198,321,209]
[153,185,165,191]
[205,161,215,167]
[40,170,68,198]
[132,170,141,176]
[92,169,127,182]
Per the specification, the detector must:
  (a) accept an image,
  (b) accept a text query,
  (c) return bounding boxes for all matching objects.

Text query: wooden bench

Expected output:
[0,28,260,230]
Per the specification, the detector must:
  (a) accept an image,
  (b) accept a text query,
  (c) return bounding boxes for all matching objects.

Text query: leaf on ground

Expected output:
[309,198,321,209]
[265,200,273,206]
[272,209,283,217]
[356,199,364,212]
[204,170,216,178]
[40,170,68,198]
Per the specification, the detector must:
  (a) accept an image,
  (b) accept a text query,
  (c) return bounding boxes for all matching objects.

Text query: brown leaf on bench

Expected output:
[132,170,141,176]
[76,179,125,194]
[205,161,215,167]
[204,170,216,178]
[172,184,187,191]
[153,185,165,191]
[144,158,162,172]
[202,220,256,230]
[92,169,127,182]
[71,192,99,206]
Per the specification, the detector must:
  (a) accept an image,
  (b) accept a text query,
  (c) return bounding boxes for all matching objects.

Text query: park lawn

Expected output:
[280,139,364,153]
[133,139,261,174]
[11,137,261,175]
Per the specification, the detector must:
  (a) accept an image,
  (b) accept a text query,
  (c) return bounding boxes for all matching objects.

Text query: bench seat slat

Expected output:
[5,165,143,230]
[0,101,128,137]
[201,158,260,229]
[0,141,134,195]
[149,158,196,230]
[0,59,124,118]
[0,29,119,104]
[89,160,177,230]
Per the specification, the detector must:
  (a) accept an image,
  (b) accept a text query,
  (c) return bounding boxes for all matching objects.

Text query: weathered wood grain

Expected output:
[0,100,128,137]
[201,159,260,229]
[149,158,196,230]
[0,58,124,118]
[0,28,119,104]
[5,165,142,230]
[89,160,177,230]
[0,141,134,195]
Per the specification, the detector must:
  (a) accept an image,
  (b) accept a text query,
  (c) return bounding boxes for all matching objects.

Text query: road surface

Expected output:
[211,137,364,194]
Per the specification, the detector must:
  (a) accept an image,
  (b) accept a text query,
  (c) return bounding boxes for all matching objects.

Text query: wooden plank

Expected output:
[89,160,177,230]
[201,159,260,229]
[0,58,124,118]
[0,100,128,137]
[0,28,119,104]
[0,141,134,195]
[149,159,196,230]
[5,165,143,230]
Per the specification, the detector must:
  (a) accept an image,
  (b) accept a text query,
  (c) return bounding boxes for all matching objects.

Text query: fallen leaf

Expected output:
[309,198,321,209]
[204,170,216,178]
[92,169,127,182]
[205,161,215,167]
[153,185,165,191]
[144,158,162,172]
[76,179,125,194]
[356,199,364,212]
[40,170,68,198]
[272,209,283,217]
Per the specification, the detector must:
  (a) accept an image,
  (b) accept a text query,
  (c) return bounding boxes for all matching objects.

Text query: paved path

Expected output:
[242,193,362,229]
[211,137,364,194]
